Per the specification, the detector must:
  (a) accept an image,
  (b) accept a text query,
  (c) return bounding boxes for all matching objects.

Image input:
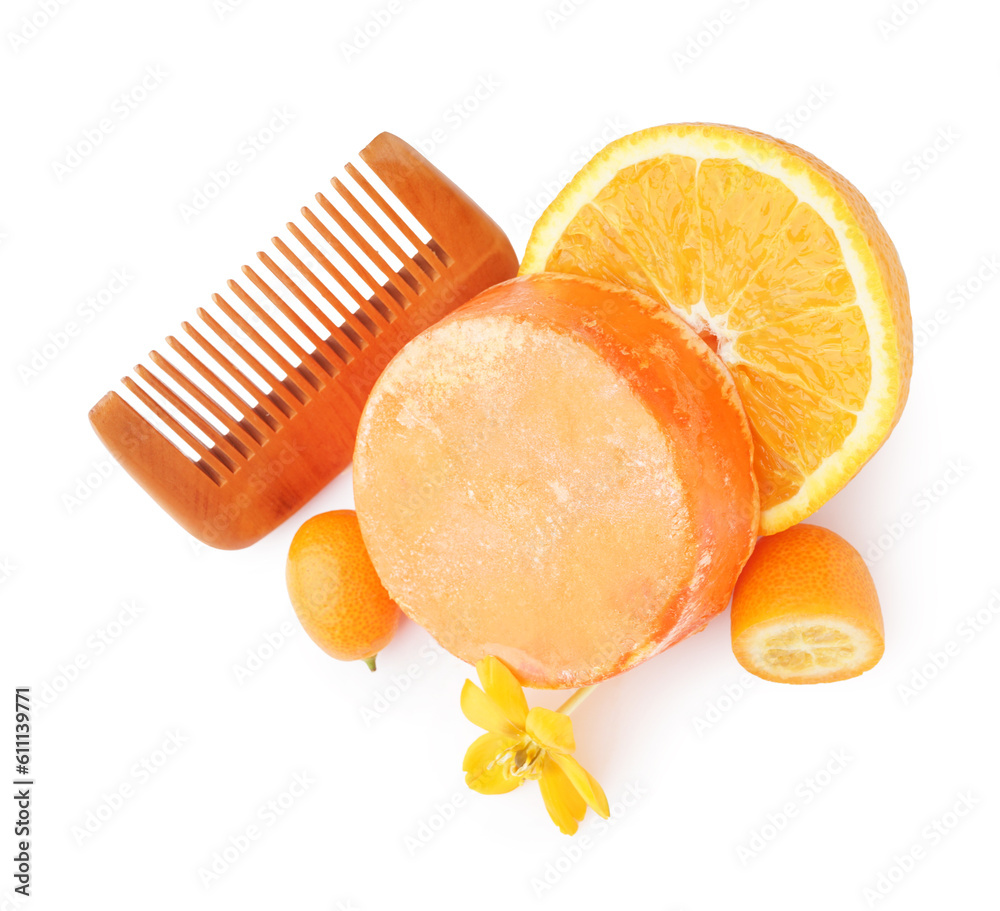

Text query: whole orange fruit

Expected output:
[731,524,884,684]
[286,510,401,669]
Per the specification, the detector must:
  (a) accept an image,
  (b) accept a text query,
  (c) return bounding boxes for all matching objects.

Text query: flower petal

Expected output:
[583,768,610,819]
[462,731,514,775]
[539,757,586,835]
[466,761,523,795]
[463,731,522,795]
[525,706,576,754]
[460,680,520,737]
[551,752,610,818]
[476,657,529,729]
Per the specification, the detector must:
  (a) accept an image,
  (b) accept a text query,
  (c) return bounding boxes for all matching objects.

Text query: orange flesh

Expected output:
[545,155,871,515]
[354,274,759,688]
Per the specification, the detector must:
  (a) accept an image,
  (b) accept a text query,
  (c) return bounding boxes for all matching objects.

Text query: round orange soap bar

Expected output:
[353,273,759,687]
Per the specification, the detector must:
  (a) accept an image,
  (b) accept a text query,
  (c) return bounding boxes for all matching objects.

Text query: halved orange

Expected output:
[730,524,884,683]
[521,123,912,534]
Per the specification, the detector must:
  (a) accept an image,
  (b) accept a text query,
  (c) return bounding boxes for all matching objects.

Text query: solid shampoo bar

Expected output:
[354,273,759,687]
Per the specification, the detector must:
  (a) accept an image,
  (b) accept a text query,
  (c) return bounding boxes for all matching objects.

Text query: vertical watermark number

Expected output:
[13,688,32,900]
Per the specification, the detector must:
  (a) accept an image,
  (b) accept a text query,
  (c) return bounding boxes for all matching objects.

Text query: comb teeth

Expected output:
[344,162,450,274]
[118,155,445,482]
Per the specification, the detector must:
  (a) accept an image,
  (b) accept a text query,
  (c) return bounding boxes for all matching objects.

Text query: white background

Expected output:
[1,0,997,908]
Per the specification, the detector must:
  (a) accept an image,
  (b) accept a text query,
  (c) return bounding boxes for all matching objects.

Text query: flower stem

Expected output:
[557,685,596,716]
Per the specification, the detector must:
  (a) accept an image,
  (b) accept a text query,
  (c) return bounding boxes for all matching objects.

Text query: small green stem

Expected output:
[556,685,596,716]
[363,655,377,672]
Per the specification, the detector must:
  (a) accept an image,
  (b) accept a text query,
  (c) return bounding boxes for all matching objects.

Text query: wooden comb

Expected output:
[89,132,518,549]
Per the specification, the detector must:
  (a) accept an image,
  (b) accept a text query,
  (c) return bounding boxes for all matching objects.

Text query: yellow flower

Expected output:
[460,656,610,835]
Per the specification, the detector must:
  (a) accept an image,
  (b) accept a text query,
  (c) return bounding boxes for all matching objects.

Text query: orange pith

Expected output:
[521,123,912,534]
[286,510,401,662]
